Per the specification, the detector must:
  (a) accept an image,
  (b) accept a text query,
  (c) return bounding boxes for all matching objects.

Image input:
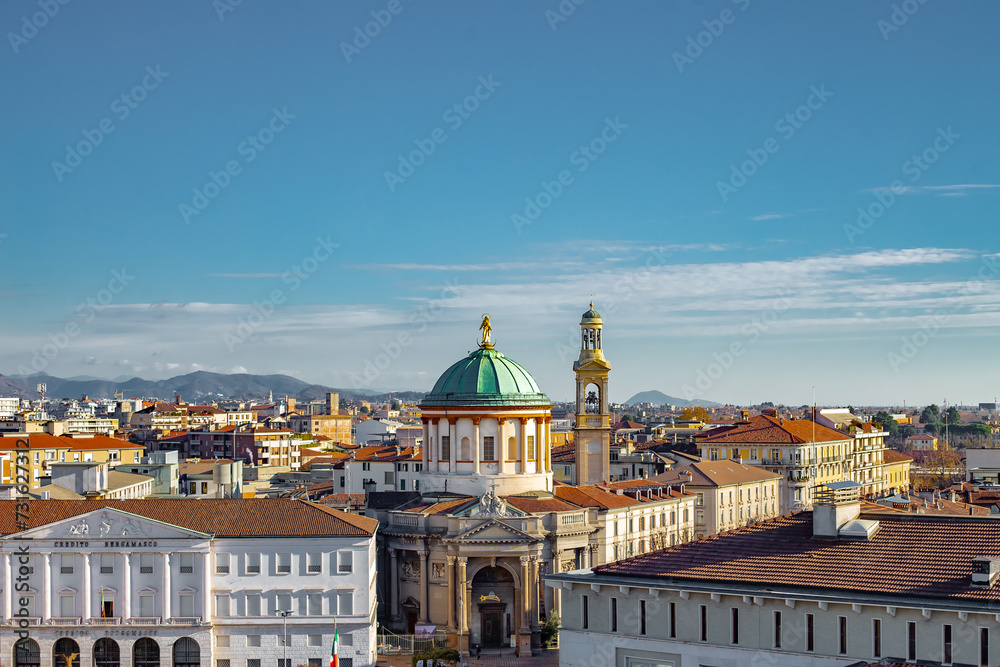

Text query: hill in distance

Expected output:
[623,390,720,408]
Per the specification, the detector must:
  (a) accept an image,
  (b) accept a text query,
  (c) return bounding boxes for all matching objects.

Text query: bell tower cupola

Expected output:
[573,302,612,484]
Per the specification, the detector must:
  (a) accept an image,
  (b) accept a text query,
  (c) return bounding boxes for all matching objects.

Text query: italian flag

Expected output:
[329,627,338,667]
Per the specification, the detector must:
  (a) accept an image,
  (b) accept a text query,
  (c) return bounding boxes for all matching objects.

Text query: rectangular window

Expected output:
[981,628,990,667]
[218,660,231,667]
[307,553,321,574]
[217,637,230,648]
[338,551,353,573]
[216,595,231,617]
[246,553,261,574]
[668,602,676,638]
[696,493,704,506]
[60,595,74,617]
[731,607,739,645]
[277,593,292,613]
[610,597,617,632]
[201,482,208,494]
[399,479,407,491]
[60,553,74,574]
[307,635,322,647]
[700,605,707,642]
[582,595,589,629]
[838,616,847,654]
[639,600,646,636]
[527,435,535,460]
[180,553,194,574]
[907,622,916,661]
[384,471,394,484]
[277,553,291,574]
[806,613,814,652]
[247,636,261,648]
[247,594,261,616]
[277,660,291,667]
[307,594,322,616]
[179,594,194,617]
[483,436,495,461]
[100,553,114,574]
[248,662,260,667]
[943,624,952,664]
[441,436,450,460]
[139,553,154,574]
[217,553,231,574]
[773,611,781,649]
[337,590,353,615]
[872,618,881,658]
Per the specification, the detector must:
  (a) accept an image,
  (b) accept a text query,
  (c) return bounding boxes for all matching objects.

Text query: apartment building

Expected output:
[0,433,145,490]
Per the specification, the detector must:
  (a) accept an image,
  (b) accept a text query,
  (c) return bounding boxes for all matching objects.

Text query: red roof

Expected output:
[700,415,850,445]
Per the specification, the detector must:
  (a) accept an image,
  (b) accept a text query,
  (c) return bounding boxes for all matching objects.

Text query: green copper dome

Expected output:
[581,301,602,323]
[422,346,551,407]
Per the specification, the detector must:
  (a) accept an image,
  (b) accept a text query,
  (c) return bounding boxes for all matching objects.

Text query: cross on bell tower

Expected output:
[573,301,611,485]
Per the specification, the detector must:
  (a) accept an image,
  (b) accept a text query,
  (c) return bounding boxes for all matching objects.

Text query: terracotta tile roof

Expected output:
[178,458,234,475]
[699,415,850,445]
[593,511,1000,603]
[402,497,476,515]
[882,449,914,464]
[555,485,641,509]
[0,433,138,450]
[550,444,576,463]
[651,460,781,487]
[502,496,579,513]
[0,499,376,536]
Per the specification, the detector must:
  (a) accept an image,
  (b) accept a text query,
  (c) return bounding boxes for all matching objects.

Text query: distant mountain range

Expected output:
[2,371,417,403]
[623,390,721,408]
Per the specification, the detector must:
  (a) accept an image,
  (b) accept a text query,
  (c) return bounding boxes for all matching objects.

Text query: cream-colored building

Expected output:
[651,460,782,539]
[0,433,145,490]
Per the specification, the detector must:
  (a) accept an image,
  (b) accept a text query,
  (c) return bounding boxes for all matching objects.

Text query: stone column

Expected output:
[122,553,131,619]
[422,419,430,469]
[418,549,429,623]
[550,552,562,616]
[2,552,11,621]
[41,553,51,621]
[162,553,171,620]
[519,556,530,630]
[446,555,456,631]
[497,417,507,472]
[430,420,439,472]
[82,554,91,622]
[390,549,401,622]
[544,418,552,472]
[519,418,527,474]
[472,418,481,474]
[535,420,543,472]
[530,556,541,627]
[449,419,457,472]
[457,557,468,633]
[202,552,211,622]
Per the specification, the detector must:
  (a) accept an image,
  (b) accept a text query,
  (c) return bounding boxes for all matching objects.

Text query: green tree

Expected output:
[360,405,370,414]
[920,404,941,425]
[541,610,561,648]
[873,411,899,436]
[944,406,961,425]
[391,400,401,411]
[621,414,634,423]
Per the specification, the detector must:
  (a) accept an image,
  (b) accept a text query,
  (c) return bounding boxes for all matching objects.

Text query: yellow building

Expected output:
[0,433,144,489]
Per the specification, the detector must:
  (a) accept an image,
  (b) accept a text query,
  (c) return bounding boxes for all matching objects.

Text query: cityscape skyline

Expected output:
[3,2,999,406]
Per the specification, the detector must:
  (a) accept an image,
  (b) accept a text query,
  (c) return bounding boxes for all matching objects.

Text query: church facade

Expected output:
[373,307,696,656]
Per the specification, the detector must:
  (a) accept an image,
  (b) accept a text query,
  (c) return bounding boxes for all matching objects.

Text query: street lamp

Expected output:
[278,610,293,667]
[458,579,470,664]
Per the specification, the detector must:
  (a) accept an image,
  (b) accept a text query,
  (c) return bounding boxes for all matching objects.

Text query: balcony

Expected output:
[50,617,81,625]
[128,617,161,625]
[392,514,420,528]
[10,617,42,626]
[89,617,122,626]
[168,617,202,625]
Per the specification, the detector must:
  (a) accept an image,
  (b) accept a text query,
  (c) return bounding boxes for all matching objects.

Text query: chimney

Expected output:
[972,557,1000,587]
[813,481,877,540]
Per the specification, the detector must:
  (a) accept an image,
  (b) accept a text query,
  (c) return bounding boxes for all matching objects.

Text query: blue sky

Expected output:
[2,0,999,406]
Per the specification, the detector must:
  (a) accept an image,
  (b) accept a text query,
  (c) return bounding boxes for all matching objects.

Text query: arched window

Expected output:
[172,638,200,667]
[507,436,517,460]
[94,638,120,667]
[132,638,160,667]
[52,638,81,667]
[460,437,470,460]
[14,639,40,667]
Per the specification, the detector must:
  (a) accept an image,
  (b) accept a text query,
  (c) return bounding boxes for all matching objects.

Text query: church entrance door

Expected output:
[482,609,502,647]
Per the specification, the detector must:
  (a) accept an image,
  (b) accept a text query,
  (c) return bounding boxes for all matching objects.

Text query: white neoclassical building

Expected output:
[1,498,377,667]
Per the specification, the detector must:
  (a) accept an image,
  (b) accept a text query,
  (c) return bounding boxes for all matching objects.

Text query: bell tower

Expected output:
[573,302,611,484]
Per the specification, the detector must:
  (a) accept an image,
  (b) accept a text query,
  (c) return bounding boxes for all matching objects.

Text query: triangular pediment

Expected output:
[10,508,212,541]
[455,519,534,544]
[574,358,611,372]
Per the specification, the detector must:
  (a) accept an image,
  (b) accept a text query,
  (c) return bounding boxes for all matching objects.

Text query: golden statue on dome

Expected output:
[479,313,493,348]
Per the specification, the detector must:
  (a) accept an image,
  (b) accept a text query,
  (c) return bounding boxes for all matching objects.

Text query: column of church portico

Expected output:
[161,553,171,620]
[457,557,469,634]
[472,418,481,474]
[530,556,541,628]
[534,420,543,472]
[449,419,457,471]
[41,553,51,621]
[519,556,530,631]
[202,552,211,622]
[1,552,9,621]
[446,555,456,631]
[389,549,400,622]
[418,548,429,623]
[519,418,527,474]
[544,418,552,472]
[549,551,561,616]
[82,554,91,622]
[122,553,131,618]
